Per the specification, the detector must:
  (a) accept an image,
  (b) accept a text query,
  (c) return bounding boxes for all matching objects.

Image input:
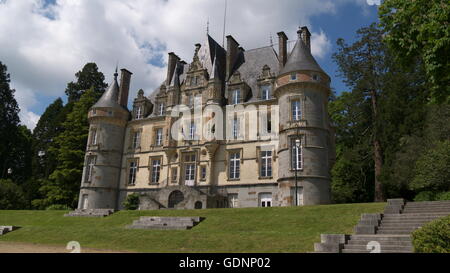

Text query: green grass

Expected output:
[0,203,385,253]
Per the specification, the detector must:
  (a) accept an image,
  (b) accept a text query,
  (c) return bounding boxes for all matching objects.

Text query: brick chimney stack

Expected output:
[300,26,311,52]
[277,31,288,69]
[118,68,132,108]
[226,35,239,81]
[166,52,180,86]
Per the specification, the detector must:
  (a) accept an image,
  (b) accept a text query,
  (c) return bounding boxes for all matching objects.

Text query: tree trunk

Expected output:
[370,89,384,202]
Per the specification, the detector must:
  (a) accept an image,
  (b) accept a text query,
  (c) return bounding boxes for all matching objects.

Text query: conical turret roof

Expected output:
[279,38,325,75]
[92,70,125,110]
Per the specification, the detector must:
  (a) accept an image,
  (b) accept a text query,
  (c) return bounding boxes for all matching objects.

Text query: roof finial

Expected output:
[114,62,119,80]
[270,33,273,47]
[207,18,210,35]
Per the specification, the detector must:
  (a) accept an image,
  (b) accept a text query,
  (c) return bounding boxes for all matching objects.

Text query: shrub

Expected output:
[413,191,436,202]
[436,192,450,201]
[123,193,140,210]
[46,204,72,210]
[412,216,450,253]
[0,179,27,209]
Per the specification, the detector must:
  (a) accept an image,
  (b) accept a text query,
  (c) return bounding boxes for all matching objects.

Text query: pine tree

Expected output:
[65,63,107,103]
[0,61,20,179]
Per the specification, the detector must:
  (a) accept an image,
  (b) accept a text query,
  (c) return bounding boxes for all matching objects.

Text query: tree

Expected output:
[379,0,450,103]
[0,61,20,179]
[333,24,388,202]
[65,63,107,103]
[0,179,27,210]
[34,88,97,208]
[411,140,450,193]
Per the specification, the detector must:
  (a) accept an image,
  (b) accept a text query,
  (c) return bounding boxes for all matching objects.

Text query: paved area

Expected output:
[0,242,130,253]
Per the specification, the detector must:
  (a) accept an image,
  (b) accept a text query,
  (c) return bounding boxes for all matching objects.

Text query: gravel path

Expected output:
[0,242,129,253]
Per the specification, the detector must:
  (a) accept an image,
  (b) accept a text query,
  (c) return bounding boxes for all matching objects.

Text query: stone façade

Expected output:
[77,26,335,210]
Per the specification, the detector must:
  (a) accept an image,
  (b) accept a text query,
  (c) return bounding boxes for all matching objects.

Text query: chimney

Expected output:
[119,68,132,108]
[166,52,180,86]
[300,26,311,52]
[277,31,288,69]
[226,35,239,80]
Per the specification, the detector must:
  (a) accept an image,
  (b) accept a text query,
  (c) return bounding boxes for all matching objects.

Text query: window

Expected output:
[292,100,301,121]
[188,121,196,140]
[128,160,138,185]
[259,193,272,207]
[81,194,89,209]
[90,129,98,145]
[312,74,319,81]
[85,156,96,182]
[188,94,194,107]
[132,131,141,149]
[136,106,143,119]
[291,138,302,170]
[190,76,199,86]
[155,128,163,146]
[158,103,165,116]
[184,154,196,186]
[200,166,207,180]
[261,85,271,100]
[260,151,272,177]
[229,152,240,179]
[171,167,178,183]
[228,194,238,208]
[232,117,239,139]
[151,159,161,184]
[231,89,241,104]
[290,73,297,81]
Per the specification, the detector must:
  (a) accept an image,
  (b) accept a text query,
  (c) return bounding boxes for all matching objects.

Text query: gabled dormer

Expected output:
[132,89,152,120]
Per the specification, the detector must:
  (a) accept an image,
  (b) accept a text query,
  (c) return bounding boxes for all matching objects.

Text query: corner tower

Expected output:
[274,27,334,206]
[77,69,131,210]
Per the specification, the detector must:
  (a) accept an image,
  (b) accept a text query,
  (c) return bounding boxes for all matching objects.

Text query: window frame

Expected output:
[85,156,96,183]
[291,100,301,121]
[128,160,138,185]
[229,152,241,180]
[260,150,273,178]
[150,158,161,184]
[291,137,303,171]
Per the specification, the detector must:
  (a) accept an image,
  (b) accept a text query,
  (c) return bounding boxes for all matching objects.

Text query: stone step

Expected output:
[139,216,202,222]
[380,224,424,229]
[133,220,194,227]
[347,240,412,246]
[343,244,413,252]
[406,201,450,206]
[127,224,191,230]
[405,204,450,208]
[378,227,420,232]
[381,220,433,225]
[383,214,448,219]
[350,235,411,241]
[377,230,415,235]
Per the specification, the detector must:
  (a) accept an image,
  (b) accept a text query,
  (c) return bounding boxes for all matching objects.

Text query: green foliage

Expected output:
[436,192,450,201]
[410,140,450,192]
[413,191,436,202]
[412,216,450,253]
[65,63,107,103]
[45,204,71,211]
[379,0,450,103]
[0,179,27,209]
[35,88,98,208]
[123,194,140,210]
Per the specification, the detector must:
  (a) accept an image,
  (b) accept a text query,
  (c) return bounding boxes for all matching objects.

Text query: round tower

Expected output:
[274,27,334,206]
[77,69,130,210]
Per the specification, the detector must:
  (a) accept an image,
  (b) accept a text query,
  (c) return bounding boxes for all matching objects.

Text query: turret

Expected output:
[77,68,131,210]
[274,26,333,206]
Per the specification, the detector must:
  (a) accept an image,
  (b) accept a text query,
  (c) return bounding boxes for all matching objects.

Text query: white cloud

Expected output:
[0,0,364,130]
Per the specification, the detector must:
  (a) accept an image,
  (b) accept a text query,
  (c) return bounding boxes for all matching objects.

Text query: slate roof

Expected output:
[92,72,126,110]
[279,38,325,75]
[234,46,279,100]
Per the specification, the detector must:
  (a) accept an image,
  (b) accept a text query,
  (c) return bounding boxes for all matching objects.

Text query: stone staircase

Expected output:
[0,226,19,236]
[64,209,115,217]
[314,199,450,253]
[126,216,204,230]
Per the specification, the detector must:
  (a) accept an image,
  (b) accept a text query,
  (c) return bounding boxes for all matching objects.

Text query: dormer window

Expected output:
[190,76,199,86]
[290,73,297,81]
[136,106,143,119]
[261,85,271,100]
[231,89,241,104]
[312,74,320,81]
[158,103,165,116]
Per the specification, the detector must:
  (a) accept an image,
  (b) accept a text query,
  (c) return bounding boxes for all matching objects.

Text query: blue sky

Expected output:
[0,0,381,129]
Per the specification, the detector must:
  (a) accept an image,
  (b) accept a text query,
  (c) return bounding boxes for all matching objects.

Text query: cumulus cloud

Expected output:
[0,0,365,130]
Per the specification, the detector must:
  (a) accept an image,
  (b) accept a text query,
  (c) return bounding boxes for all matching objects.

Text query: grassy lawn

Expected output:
[0,202,385,253]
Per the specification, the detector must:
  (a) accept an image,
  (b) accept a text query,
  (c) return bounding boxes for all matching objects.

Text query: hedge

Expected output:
[412,215,450,253]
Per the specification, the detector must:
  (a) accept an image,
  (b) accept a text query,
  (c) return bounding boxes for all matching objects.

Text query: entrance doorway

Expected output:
[259,193,272,207]
[168,190,184,208]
